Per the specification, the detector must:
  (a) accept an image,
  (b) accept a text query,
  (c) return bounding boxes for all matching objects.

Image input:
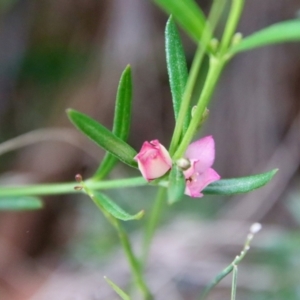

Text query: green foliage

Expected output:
[203,169,278,195]
[67,109,137,168]
[154,0,210,47]
[111,66,133,143]
[94,65,133,179]
[0,196,43,210]
[231,20,300,54]
[165,17,190,130]
[94,192,144,221]
[167,165,185,204]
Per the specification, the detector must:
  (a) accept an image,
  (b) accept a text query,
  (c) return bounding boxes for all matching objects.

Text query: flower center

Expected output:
[186,172,199,185]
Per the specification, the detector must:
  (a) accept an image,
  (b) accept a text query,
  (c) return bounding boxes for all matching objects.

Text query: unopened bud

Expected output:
[191,106,197,118]
[176,158,191,170]
[232,32,243,46]
[134,140,172,181]
[210,38,219,51]
[191,106,209,120]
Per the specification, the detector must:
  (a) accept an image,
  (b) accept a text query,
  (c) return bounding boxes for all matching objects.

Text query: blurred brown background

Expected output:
[0,0,299,299]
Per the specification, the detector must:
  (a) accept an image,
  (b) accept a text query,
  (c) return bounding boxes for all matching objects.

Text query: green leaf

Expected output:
[94,65,133,179]
[0,196,43,211]
[104,276,131,300]
[154,0,209,45]
[112,65,133,141]
[165,16,189,127]
[231,20,300,54]
[203,169,278,195]
[94,192,144,221]
[67,109,137,168]
[168,165,185,204]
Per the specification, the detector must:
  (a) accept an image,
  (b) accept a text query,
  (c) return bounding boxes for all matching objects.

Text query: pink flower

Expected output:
[134,140,172,181]
[183,136,220,198]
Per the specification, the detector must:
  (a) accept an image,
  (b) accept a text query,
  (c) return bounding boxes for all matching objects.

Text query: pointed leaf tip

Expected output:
[203,169,278,195]
[92,65,134,179]
[230,20,300,55]
[165,16,189,122]
[155,0,210,49]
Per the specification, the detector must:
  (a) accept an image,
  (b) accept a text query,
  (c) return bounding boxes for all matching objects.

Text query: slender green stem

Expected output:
[173,56,225,159]
[82,184,153,300]
[141,187,167,265]
[231,265,238,300]
[114,221,153,300]
[173,0,243,159]
[199,257,237,300]
[0,177,147,197]
[219,0,245,55]
[199,223,261,300]
[169,0,226,156]
[202,252,245,298]
[207,0,228,45]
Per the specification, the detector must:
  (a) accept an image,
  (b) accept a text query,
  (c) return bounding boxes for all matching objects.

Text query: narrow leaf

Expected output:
[104,276,131,300]
[154,0,210,45]
[168,165,185,204]
[231,20,300,54]
[112,65,133,140]
[94,65,133,179]
[203,169,278,195]
[94,192,144,221]
[166,16,189,124]
[0,196,43,211]
[67,109,137,168]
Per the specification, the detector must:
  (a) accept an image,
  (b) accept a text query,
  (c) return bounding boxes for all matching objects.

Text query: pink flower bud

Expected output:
[134,140,172,181]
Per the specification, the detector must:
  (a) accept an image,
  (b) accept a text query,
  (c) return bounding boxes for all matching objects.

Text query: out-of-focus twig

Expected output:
[0,128,99,160]
[199,223,262,300]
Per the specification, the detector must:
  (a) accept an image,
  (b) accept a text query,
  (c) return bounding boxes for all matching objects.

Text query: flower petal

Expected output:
[185,136,215,172]
[185,167,221,198]
[151,140,172,167]
[183,159,197,179]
